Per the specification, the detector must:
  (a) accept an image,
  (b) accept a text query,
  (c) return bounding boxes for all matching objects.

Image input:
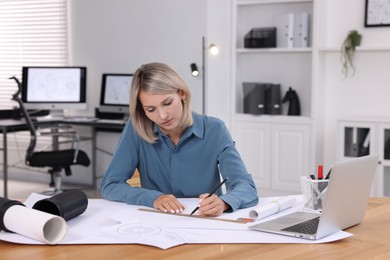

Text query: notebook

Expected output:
[249,154,379,240]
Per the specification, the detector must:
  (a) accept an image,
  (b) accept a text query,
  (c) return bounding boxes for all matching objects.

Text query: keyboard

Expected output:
[281,216,320,234]
[63,116,98,122]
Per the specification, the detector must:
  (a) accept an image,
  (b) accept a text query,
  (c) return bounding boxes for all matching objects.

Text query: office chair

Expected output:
[10,76,90,194]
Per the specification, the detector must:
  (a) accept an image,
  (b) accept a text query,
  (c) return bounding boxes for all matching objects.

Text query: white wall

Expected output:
[205,0,232,125]
[68,0,207,116]
[321,0,390,168]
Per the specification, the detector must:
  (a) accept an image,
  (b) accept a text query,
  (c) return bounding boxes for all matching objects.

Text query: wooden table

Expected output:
[1,197,390,259]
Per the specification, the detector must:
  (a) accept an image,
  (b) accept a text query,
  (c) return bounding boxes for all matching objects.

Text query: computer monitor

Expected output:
[99,73,133,114]
[21,66,87,114]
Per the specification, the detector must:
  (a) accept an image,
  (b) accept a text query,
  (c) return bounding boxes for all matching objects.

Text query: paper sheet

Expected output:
[0,193,352,249]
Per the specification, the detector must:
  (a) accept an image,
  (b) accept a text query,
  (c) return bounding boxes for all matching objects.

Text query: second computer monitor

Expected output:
[99,73,133,114]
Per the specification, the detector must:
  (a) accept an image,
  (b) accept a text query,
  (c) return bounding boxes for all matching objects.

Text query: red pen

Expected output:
[317,164,323,179]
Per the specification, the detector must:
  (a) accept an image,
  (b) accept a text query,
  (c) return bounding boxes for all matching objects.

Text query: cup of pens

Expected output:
[301,176,329,212]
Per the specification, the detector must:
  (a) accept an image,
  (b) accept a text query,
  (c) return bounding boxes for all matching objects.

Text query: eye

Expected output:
[145,108,155,113]
[163,99,173,106]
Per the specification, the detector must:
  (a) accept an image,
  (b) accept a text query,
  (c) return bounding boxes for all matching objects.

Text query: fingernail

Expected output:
[170,209,175,214]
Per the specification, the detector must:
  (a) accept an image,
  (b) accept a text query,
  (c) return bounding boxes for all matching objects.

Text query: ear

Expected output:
[178,89,187,100]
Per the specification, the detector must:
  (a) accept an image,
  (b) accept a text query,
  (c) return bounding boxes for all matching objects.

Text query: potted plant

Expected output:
[340,30,362,78]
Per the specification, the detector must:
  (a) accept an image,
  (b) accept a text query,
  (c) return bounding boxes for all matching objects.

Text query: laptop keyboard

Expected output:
[281,216,320,234]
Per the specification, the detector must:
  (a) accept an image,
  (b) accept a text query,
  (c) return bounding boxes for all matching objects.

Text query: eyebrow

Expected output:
[142,96,173,109]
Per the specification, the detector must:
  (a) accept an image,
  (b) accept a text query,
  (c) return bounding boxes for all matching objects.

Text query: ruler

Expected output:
[138,208,247,224]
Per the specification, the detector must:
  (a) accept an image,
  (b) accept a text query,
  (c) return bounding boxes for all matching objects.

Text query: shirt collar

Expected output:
[152,112,204,140]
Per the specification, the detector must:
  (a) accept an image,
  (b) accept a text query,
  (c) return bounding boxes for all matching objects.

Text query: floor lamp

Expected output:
[190,37,219,115]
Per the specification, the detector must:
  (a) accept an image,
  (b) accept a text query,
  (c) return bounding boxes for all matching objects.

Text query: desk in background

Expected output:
[0,197,389,258]
[0,118,126,198]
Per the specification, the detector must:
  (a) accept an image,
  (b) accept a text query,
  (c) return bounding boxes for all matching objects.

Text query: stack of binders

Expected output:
[243,82,282,115]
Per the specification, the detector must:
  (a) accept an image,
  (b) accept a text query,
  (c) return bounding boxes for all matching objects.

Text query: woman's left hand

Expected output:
[197,194,229,217]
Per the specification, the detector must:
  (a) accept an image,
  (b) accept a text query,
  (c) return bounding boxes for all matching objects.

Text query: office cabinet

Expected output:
[233,116,311,196]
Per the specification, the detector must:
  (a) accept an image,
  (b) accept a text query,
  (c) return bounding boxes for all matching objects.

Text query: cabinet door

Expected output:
[271,123,311,193]
[338,121,375,161]
[338,120,378,196]
[378,124,390,197]
[232,121,271,190]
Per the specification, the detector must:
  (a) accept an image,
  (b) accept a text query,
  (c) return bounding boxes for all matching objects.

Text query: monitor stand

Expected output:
[49,109,65,118]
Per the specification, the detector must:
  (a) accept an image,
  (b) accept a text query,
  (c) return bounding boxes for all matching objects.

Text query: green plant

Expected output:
[340,30,362,78]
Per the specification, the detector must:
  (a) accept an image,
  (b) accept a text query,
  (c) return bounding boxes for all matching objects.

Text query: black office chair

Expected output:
[10,76,90,194]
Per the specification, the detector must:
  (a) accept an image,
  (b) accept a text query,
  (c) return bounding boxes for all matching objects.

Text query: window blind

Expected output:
[0,0,69,110]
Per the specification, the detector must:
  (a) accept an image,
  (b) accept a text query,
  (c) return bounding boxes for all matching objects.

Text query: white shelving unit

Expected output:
[231,0,318,196]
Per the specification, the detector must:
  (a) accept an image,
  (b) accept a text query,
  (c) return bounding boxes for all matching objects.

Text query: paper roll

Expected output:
[249,196,297,220]
[3,205,67,244]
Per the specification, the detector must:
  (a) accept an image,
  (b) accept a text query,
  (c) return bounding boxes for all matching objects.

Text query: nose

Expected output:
[158,108,168,120]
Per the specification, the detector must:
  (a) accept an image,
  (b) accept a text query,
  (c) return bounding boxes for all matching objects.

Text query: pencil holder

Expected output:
[32,189,88,221]
[301,176,329,212]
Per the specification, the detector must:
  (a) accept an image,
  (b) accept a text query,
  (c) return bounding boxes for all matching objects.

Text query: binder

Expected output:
[265,84,282,115]
[358,130,370,156]
[293,12,309,48]
[243,83,266,115]
[275,13,294,48]
[349,128,358,157]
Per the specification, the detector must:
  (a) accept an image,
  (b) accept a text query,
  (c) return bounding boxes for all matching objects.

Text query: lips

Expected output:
[162,118,174,126]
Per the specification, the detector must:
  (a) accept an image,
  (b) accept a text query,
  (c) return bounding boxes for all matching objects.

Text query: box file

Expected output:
[293,12,310,48]
[243,83,266,115]
[275,13,294,48]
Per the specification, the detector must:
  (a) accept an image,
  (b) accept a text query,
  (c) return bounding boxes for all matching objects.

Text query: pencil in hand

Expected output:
[189,177,228,216]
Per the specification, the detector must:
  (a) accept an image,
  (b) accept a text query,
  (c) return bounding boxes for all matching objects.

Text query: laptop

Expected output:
[249,154,379,240]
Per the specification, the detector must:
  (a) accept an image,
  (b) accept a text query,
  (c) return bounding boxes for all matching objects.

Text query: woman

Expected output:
[100,62,258,217]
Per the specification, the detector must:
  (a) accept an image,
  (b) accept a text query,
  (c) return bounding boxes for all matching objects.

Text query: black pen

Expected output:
[189,177,228,216]
[325,167,332,180]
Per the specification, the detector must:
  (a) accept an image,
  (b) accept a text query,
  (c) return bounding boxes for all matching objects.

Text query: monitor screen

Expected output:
[99,73,133,114]
[21,66,87,111]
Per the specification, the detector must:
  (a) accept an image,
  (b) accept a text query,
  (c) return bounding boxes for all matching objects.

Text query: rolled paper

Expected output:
[3,205,67,244]
[249,196,297,220]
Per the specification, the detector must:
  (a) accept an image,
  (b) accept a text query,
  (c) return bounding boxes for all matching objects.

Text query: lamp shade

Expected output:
[190,63,199,77]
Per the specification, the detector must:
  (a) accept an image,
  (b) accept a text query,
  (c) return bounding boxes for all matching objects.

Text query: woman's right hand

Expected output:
[153,194,184,214]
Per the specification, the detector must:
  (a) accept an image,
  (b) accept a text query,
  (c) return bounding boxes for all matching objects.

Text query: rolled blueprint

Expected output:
[249,196,297,220]
[0,198,67,244]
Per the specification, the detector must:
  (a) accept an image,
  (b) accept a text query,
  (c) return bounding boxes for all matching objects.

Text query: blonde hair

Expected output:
[129,62,193,143]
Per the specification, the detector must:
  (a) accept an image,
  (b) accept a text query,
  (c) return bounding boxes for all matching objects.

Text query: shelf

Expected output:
[237,0,313,6]
[381,160,390,167]
[237,48,312,53]
[233,113,313,124]
[319,46,390,52]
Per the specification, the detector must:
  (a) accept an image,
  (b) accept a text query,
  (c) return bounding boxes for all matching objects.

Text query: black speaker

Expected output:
[265,84,282,115]
[243,83,266,115]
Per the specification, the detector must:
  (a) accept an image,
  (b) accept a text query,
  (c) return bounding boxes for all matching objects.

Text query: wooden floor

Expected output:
[0,179,101,200]
[1,170,141,200]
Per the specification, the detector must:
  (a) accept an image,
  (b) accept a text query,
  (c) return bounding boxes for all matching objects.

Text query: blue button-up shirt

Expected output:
[101,112,258,211]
